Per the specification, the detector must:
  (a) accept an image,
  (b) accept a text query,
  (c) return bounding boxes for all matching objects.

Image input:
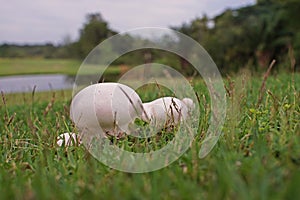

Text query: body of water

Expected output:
[0,74,74,93]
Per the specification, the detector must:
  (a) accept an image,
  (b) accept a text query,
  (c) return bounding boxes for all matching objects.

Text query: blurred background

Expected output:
[0,0,299,92]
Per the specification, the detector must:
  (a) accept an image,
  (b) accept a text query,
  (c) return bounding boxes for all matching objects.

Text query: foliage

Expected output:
[172,1,300,73]
[73,13,117,59]
[0,43,60,58]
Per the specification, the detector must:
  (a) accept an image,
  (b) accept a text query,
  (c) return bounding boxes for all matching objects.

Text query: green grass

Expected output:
[0,58,122,77]
[0,58,81,76]
[0,72,300,199]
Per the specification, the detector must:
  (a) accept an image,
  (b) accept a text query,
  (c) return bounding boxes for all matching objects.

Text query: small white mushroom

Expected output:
[181,97,195,111]
[56,132,80,147]
[141,97,194,130]
[70,83,143,139]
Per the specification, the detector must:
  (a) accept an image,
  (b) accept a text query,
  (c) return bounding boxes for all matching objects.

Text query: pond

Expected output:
[0,74,74,93]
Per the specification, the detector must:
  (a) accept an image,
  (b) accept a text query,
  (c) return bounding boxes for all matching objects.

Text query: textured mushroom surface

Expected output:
[141,97,194,130]
[70,83,143,138]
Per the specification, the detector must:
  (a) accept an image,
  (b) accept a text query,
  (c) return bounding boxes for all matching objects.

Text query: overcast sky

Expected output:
[0,0,255,44]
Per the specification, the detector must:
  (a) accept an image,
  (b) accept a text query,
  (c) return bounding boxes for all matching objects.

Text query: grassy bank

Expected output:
[0,58,122,78]
[0,58,81,76]
[0,73,300,199]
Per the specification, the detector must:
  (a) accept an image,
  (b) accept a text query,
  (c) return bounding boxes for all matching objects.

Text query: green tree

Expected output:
[171,16,211,75]
[172,0,299,73]
[76,13,116,58]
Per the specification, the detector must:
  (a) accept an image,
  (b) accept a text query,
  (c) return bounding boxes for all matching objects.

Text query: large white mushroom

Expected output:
[70,83,143,139]
[141,97,195,130]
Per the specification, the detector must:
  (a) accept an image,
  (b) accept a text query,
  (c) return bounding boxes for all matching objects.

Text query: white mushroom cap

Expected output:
[141,97,190,130]
[142,102,168,131]
[57,132,80,147]
[181,98,195,111]
[70,83,143,138]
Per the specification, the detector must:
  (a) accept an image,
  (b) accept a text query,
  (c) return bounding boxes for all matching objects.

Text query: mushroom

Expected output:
[182,97,195,111]
[141,97,194,130]
[56,132,80,147]
[70,83,143,139]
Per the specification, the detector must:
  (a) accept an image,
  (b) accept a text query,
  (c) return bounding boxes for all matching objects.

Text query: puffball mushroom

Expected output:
[57,132,80,147]
[141,97,194,130]
[70,83,143,138]
[182,98,195,111]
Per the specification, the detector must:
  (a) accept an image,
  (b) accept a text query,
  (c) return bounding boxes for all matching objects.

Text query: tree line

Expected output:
[1,0,299,74]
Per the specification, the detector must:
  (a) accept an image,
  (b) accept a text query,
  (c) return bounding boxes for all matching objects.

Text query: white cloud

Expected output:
[0,0,255,44]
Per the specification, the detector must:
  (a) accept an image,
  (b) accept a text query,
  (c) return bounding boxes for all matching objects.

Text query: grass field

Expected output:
[0,58,122,77]
[0,70,300,199]
[0,58,81,76]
